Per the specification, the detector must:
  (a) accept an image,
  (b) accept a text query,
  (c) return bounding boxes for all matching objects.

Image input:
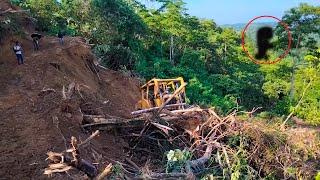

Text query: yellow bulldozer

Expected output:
[133,77,187,114]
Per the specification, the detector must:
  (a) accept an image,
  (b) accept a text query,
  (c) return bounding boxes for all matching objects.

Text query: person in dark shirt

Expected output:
[31,33,42,51]
[58,31,64,45]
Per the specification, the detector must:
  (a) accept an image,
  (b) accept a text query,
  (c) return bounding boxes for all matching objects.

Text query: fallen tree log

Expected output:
[45,151,98,177]
[97,163,113,180]
[131,103,187,115]
[38,88,56,96]
[82,118,146,130]
[0,9,30,15]
[81,115,200,130]
[82,109,208,132]
[45,131,100,178]
[185,140,220,175]
[169,107,203,114]
[83,114,107,124]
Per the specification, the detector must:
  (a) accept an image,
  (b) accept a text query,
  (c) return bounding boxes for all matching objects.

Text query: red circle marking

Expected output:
[241,15,292,64]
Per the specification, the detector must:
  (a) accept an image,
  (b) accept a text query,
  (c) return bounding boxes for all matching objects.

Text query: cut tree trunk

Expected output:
[45,152,98,178]
[131,103,186,115]
[82,118,146,130]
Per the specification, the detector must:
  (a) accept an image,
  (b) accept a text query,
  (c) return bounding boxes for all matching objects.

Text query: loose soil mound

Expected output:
[0,2,140,179]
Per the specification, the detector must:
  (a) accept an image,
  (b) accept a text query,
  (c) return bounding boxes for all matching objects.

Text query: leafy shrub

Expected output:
[165,149,191,173]
[0,14,23,41]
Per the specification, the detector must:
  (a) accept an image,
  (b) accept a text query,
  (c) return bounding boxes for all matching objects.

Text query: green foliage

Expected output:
[22,0,60,32]
[59,0,91,35]
[212,136,259,179]
[275,3,320,50]
[315,172,320,180]
[0,18,15,39]
[108,163,124,179]
[0,14,24,41]
[135,1,267,113]
[186,77,237,113]
[12,0,320,124]
[91,0,147,70]
[10,0,23,5]
[165,149,191,173]
[261,4,320,123]
[294,52,320,124]
[94,44,136,70]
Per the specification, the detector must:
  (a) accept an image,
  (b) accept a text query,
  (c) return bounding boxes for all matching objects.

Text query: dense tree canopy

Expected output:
[12,0,320,122]
[264,3,320,123]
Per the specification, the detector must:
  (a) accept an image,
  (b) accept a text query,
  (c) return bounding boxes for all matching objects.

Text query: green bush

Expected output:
[0,14,23,41]
[165,149,192,173]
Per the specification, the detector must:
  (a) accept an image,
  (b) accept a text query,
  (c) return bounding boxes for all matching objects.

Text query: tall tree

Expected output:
[23,0,59,31]
[60,0,91,36]
[92,0,146,70]
[275,3,320,100]
[161,0,187,64]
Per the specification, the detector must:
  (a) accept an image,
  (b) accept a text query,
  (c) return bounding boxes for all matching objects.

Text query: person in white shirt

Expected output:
[13,41,24,65]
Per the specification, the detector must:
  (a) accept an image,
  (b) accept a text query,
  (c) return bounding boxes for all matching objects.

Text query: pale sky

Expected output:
[140,0,320,25]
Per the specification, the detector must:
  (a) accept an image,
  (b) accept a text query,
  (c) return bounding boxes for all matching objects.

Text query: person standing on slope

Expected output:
[31,32,42,51]
[58,31,64,45]
[13,41,24,65]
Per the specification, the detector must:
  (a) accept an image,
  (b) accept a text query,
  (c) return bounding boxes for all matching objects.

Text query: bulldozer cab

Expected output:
[136,77,187,110]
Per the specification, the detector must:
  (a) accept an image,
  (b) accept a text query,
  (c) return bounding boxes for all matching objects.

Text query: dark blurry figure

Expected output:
[255,27,273,59]
[31,33,42,51]
[58,31,64,45]
[163,87,171,102]
[13,41,24,65]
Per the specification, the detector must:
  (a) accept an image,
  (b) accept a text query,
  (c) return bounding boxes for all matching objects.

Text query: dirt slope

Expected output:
[0,2,141,179]
[0,1,16,12]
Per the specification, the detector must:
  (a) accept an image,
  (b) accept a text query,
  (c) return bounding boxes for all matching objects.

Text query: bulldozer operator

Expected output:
[162,87,176,104]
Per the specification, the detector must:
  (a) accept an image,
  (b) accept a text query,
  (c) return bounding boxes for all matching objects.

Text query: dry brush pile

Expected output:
[45,104,320,179]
